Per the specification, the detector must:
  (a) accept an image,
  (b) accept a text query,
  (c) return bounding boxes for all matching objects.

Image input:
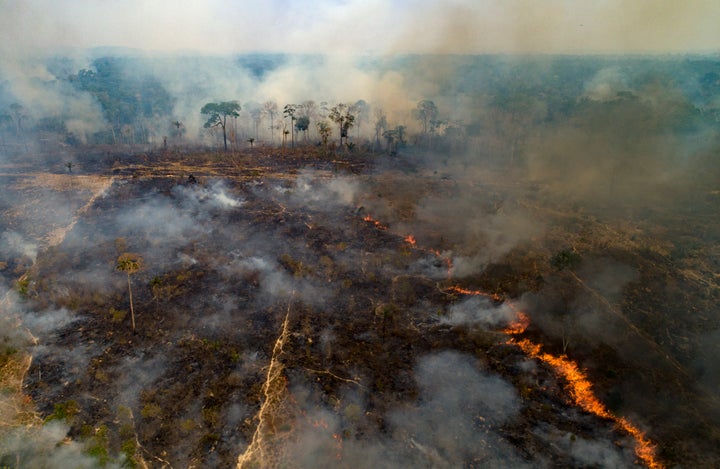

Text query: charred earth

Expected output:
[1,146,719,468]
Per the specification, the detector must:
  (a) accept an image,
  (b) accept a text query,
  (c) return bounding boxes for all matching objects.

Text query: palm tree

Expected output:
[117,253,142,334]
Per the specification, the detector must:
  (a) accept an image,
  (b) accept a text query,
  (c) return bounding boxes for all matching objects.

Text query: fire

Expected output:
[447,285,504,303]
[359,211,663,469]
[362,215,388,230]
[503,311,530,335]
[332,432,343,461]
[507,334,663,468]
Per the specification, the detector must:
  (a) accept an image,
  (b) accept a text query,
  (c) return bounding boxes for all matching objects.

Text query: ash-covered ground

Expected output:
[1,147,719,468]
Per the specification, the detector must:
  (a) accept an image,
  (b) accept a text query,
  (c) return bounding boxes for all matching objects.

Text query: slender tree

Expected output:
[201,101,241,151]
[8,103,26,136]
[353,99,369,140]
[264,101,278,144]
[328,103,355,148]
[283,104,297,149]
[300,100,317,138]
[317,121,331,146]
[247,105,262,142]
[373,108,387,151]
[116,253,143,334]
[172,120,184,140]
[413,100,438,137]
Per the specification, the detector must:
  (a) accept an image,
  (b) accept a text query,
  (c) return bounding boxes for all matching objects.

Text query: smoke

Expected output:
[385,351,527,467]
[224,252,330,308]
[441,296,516,328]
[0,421,122,469]
[533,424,635,469]
[285,170,360,209]
[3,1,719,56]
[411,194,543,277]
[0,231,38,263]
[279,350,530,468]
[174,180,244,210]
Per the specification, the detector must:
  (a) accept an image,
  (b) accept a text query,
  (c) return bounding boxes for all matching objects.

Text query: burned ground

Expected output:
[0,146,718,468]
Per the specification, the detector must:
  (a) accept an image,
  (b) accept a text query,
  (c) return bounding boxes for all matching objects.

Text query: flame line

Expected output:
[360,211,663,469]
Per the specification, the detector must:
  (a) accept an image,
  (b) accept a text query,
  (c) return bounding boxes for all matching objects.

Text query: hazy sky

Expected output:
[1,0,719,56]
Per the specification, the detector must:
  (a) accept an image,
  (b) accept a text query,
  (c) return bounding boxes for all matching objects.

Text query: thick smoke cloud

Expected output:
[2,1,719,55]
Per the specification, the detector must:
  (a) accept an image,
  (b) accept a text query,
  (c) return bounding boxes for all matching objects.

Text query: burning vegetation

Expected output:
[0,52,719,469]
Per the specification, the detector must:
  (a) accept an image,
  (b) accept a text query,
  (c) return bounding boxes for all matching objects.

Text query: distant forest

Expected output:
[1,54,719,161]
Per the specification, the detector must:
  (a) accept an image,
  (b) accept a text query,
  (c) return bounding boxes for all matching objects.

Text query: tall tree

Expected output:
[295,116,310,142]
[328,103,355,148]
[300,100,317,138]
[172,120,184,141]
[201,101,241,151]
[353,99,369,140]
[8,103,27,136]
[264,101,278,144]
[373,108,387,151]
[116,253,142,334]
[413,100,438,145]
[317,121,331,146]
[283,104,297,149]
[245,102,263,142]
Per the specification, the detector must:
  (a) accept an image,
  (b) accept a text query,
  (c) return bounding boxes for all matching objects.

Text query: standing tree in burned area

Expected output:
[116,253,143,334]
[201,101,241,152]
[328,103,356,148]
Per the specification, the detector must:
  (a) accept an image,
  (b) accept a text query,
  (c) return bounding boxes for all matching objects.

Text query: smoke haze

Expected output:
[0,1,719,468]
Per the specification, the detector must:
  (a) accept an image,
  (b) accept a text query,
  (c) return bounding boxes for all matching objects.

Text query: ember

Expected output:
[362,215,388,230]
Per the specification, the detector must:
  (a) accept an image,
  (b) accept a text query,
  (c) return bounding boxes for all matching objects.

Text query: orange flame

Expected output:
[509,336,662,468]
[446,285,503,302]
[362,211,663,469]
[363,215,388,230]
[503,311,530,335]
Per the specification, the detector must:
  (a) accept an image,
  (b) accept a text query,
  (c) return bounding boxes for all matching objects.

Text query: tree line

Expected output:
[199,98,450,154]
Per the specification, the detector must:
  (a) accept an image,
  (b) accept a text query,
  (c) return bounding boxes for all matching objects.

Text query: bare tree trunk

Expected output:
[127,272,136,333]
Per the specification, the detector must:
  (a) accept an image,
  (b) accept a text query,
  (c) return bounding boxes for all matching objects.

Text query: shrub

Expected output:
[550,249,581,271]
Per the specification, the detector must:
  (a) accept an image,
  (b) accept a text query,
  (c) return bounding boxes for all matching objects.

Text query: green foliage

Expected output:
[413,99,438,135]
[109,307,127,323]
[550,249,582,271]
[45,400,80,423]
[69,58,174,143]
[141,403,162,419]
[317,121,331,145]
[116,253,142,274]
[16,277,29,299]
[328,103,356,146]
[201,101,241,129]
[84,424,111,466]
[201,101,240,151]
[295,115,310,133]
[120,438,138,468]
